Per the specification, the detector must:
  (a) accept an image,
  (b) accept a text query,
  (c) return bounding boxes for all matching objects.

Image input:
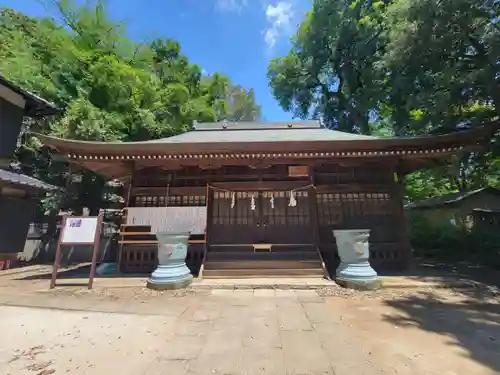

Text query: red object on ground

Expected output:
[0,260,11,270]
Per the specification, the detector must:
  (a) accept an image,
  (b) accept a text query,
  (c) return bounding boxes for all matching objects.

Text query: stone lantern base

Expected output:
[147,233,193,290]
[333,229,381,291]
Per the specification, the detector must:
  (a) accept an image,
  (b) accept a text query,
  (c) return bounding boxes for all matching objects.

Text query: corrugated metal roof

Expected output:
[0,169,59,191]
[405,187,500,209]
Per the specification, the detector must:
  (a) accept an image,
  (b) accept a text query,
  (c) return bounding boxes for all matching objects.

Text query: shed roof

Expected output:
[0,169,59,191]
[0,74,59,117]
[405,187,500,209]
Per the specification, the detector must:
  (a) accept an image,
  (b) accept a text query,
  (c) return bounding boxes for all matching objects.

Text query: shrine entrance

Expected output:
[209,189,313,246]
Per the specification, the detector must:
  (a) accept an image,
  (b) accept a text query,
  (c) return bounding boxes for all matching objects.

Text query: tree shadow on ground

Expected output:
[14,262,200,280]
[13,264,145,280]
[383,290,500,373]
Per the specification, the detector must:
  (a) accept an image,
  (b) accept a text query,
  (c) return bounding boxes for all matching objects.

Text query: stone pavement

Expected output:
[1,287,499,375]
[1,265,500,375]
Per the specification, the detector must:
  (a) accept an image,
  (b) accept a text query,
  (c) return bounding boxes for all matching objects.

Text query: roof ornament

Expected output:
[222,119,228,130]
[287,123,292,128]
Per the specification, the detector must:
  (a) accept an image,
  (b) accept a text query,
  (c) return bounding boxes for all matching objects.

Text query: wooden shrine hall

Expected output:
[37,121,495,278]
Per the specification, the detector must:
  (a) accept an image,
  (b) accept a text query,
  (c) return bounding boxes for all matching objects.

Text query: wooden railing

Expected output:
[314,245,330,280]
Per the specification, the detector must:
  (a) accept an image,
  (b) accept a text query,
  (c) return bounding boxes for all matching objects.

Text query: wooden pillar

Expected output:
[117,174,133,273]
[308,168,320,247]
[205,183,211,245]
[394,171,412,269]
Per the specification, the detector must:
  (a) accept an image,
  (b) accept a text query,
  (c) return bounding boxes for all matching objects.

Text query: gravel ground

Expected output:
[1,266,500,375]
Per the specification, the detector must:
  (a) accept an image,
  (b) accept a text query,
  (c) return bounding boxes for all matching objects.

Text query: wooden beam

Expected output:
[315,183,397,193]
[210,181,312,191]
[131,185,207,197]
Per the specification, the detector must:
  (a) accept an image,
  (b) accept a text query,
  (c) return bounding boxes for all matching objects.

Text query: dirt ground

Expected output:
[0,266,499,375]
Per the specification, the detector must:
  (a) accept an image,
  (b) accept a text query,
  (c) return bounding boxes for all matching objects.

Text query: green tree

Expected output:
[382,0,500,197]
[382,0,500,134]
[268,0,499,200]
[0,1,262,217]
[267,0,387,133]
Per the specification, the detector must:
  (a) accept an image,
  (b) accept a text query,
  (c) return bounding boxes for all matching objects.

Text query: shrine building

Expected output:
[37,120,494,278]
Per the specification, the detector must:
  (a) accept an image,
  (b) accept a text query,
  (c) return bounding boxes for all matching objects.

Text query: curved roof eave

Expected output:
[34,123,497,156]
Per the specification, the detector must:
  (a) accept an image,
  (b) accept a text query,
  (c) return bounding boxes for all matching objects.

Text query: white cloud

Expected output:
[264,2,294,49]
[215,0,248,13]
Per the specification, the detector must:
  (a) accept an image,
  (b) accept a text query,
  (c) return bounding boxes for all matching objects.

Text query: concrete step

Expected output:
[204,260,322,270]
[202,268,325,278]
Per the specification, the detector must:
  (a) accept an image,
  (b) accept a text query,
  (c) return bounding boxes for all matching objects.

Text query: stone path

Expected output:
[1,287,499,375]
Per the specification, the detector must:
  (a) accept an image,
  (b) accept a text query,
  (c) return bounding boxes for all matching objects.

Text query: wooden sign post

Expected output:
[50,213,103,289]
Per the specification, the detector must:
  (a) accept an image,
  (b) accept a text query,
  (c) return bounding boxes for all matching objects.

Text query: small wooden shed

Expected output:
[405,187,500,227]
[0,74,59,261]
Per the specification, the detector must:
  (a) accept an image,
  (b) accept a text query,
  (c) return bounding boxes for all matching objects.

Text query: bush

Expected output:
[407,211,500,267]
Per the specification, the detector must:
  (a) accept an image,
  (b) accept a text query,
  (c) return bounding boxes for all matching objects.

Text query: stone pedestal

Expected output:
[147,233,192,290]
[333,229,381,290]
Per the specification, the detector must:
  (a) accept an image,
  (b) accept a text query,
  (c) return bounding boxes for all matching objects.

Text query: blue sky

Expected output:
[3,0,312,121]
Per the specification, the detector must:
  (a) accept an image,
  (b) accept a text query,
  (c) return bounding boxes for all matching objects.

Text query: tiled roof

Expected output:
[0,74,59,117]
[0,169,59,191]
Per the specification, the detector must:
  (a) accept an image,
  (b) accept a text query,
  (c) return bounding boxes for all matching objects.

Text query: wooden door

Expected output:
[259,190,313,245]
[210,191,260,245]
[210,190,314,246]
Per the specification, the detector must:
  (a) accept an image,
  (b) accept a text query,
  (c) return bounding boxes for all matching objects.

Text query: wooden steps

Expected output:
[204,260,322,270]
[202,246,325,279]
[202,268,324,278]
[207,251,320,261]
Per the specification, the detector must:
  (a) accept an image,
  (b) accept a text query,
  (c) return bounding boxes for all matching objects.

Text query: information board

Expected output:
[50,214,103,290]
[61,217,99,244]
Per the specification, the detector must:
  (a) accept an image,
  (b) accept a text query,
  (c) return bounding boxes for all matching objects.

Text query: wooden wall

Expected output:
[125,160,410,272]
[0,97,24,161]
[0,195,36,254]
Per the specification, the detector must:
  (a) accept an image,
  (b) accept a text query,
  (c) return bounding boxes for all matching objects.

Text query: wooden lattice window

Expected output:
[132,194,206,207]
[134,196,162,207]
[167,195,206,207]
[262,191,309,226]
[213,191,257,226]
[317,193,343,226]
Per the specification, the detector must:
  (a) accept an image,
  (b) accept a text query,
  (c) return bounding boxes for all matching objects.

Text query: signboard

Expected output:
[288,165,309,177]
[50,214,103,290]
[61,217,99,244]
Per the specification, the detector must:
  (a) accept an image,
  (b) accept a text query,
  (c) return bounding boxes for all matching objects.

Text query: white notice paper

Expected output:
[126,207,207,234]
[61,217,99,244]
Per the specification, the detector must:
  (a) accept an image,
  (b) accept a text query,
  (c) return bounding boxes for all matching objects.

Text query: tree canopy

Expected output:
[268,0,499,199]
[0,1,261,215]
